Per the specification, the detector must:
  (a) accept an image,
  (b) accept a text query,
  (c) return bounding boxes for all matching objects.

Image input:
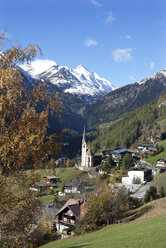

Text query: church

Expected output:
[81,127,94,168]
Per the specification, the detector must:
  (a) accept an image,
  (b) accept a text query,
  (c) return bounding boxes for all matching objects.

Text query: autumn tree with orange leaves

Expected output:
[0,33,62,247]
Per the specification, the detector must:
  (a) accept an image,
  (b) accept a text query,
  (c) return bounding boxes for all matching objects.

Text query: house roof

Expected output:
[55,198,80,216]
[157,159,166,163]
[102,150,112,153]
[112,149,127,154]
[68,204,80,217]
[128,165,152,172]
[35,181,48,187]
[137,144,154,148]
[128,167,144,172]
[43,175,57,179]
[156,166,166,170]
[63,179,79,188]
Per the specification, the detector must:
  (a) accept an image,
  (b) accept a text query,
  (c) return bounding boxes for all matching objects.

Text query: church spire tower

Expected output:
[82,125,86,143]
[81,126,94,168]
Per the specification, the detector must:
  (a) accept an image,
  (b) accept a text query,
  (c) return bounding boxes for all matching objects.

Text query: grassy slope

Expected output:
[146,140,166,165]
[40,197,166,248]
[157,118,166,125]
[31,167,84,183]
[33,167,86,203]
[40,216,166,248]
[158,173,166,192]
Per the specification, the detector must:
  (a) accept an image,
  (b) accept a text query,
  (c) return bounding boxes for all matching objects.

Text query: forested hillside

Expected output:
[87,92,166,152]
[83,74,166,128]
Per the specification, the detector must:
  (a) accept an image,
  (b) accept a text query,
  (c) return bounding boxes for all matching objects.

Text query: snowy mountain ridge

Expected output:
[138,69,166,85]
[20,59,116,102]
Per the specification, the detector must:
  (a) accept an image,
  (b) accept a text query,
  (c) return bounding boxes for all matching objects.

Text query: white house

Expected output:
[122,165,152,185]
[156,159,166,167]
[63,180,80,194]
[122,169,144,184]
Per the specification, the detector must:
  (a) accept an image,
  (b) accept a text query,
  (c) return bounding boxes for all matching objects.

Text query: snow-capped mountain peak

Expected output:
[20,59,116,102]
[138,69,166,85]
[75,64,90,73]
[20,59,57,78]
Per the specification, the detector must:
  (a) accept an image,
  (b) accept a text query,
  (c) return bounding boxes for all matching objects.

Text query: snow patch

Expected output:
[20,59,117,100]
[20,59,57,78]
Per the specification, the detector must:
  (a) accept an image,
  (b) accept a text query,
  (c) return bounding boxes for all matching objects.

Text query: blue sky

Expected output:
[0,0,166,87]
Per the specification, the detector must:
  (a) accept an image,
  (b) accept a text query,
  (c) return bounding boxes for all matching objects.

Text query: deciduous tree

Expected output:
[0,34,62,247]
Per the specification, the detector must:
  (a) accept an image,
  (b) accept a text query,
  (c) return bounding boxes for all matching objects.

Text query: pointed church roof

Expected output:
[87,147,93,156]
[82,125,86,143]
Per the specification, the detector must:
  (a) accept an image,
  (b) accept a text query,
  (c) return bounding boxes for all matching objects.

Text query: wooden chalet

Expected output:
[55,198,86,237]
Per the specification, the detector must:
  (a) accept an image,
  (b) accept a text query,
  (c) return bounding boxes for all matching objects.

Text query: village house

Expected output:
[137,144,157,155]
[122,164,152,185]
[30,175,57,192]
[154,166,166,175]
[150,136,160,143]
[102,150,112,156]
[126,149,140,161]
[43,175,57,184]
[63,180,80,194]
[111,148,129,166]
[156,159,166,167]
[30,181,49,192]
[54,198,86,238]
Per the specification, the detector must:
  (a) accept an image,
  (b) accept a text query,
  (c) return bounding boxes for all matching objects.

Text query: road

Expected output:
[131,182,150,199]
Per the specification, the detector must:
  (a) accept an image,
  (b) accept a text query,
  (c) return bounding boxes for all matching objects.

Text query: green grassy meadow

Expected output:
[158,173,166,192]
[33,167,86,203]
[30,167,84,183]
[146,140,166,165]
[157,118,166,125]
[40,215,166,248]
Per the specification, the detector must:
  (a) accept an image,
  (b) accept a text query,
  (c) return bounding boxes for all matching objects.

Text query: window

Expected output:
[70,219,75,224]
[64,217,67,222]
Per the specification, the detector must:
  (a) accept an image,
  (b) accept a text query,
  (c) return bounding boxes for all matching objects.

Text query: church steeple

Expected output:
[81,125,94,168]
[82,125,86,143]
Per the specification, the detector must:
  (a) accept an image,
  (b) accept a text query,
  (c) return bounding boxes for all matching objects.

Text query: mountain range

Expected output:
[20,59,166,133]
[20,59,116,103]
[82,69,166,128]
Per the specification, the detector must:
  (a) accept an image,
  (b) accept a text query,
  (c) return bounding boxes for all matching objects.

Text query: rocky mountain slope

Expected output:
[20,61,166,135]
[20,59,116,103]
[83,69,166,128]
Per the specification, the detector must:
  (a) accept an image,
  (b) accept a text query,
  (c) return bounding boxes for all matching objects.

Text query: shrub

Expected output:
[159,187,165,198]
[144,186,159,203]
[132,176,141,184]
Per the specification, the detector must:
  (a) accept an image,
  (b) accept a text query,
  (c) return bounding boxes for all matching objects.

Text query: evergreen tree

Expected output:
[122,153,133,169]
[144,186,159,203]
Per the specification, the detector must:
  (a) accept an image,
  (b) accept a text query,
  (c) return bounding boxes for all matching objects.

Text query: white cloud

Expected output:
[105,12,115,25]
[149,61,155,69]
[90,0,102,7]
[112,48,133,63]
[125,35,132,39]
[83,38,98,47]
[129,75,135,81]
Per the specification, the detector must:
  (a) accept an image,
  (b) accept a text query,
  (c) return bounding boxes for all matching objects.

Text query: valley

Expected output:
[1,40,166,248]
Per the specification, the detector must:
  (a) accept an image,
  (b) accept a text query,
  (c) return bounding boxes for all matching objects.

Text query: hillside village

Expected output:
[33,126,166,242]
[1,2,166,246]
